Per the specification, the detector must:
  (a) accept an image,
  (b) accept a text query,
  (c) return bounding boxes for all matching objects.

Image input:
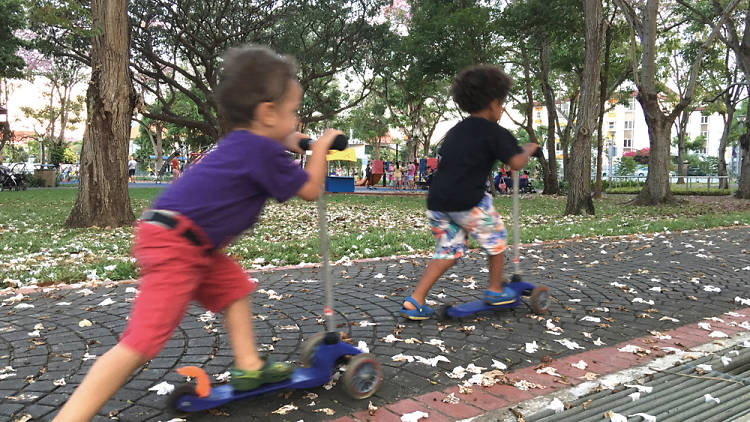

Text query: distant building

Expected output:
[529,94,732,175]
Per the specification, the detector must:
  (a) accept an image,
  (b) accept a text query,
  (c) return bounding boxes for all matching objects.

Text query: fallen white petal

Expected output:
[625,384,653,394]
[272,404,298,415]
[628,413,656,422]
[547,397,565,414]
[400,410,429,422]
[629,392,641,401]
[704,394,720,404]
[392,354,414,363]
[97,298,115,306]
[491,359,507,370]
[571,360,588,370]
[580,316,601,323]
[555,339,585,350]
[148,381,174,395]
[357,341,370,354]
[709,331,728,338]
[525,341,539,353]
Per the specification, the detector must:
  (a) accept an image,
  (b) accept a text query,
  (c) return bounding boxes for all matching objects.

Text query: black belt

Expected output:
[141,211,206,249]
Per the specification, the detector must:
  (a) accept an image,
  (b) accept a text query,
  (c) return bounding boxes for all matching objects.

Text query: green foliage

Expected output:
[616,156,637,175]
[0,0,27,79]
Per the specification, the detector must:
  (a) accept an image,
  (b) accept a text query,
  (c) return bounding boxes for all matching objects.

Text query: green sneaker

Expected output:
[229,358,295,391]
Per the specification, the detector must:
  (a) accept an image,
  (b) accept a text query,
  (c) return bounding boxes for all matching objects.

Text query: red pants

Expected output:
[119,215,256,359]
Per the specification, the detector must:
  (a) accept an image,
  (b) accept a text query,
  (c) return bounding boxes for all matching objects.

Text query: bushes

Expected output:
[606,186,732,196]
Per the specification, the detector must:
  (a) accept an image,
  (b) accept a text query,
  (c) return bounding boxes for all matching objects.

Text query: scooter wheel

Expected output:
[530,286,550,314]
[342,353,383,399]
[167,383,199,411]
[437,303,455,321]
[300,332,327,367]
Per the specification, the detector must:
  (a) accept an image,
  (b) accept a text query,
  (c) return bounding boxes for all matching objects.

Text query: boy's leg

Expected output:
[52,345,147,422]
[224,297,263,371]
[460,195,514,303]
[487,252,505,293]
[403,210,466,311]
[402,257,457,309]
[198,253,292,390]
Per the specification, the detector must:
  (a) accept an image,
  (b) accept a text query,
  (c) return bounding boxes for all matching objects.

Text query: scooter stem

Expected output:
[316,189,335,333]
[512,170,521,276]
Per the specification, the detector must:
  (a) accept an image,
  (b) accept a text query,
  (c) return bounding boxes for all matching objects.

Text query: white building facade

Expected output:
[529,96,735,175]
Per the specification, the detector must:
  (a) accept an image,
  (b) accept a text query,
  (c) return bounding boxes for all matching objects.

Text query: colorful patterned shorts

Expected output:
[427,194,507,259]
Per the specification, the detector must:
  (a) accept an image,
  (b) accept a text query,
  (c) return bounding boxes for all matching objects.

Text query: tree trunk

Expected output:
[676,110,689,183]
[66,0,135,228]
[718,108,733,189]
[738,107,750,199]
[539,41,561,185]
[521,45,557,194]
[634,95,674,204]
[565,0,602,215]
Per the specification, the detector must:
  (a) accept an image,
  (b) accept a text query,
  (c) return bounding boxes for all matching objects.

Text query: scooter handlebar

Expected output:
[298,134,349,151]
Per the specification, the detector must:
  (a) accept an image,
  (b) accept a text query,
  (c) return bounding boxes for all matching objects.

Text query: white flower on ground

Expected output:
[525,341,539,353]
[148,381,174,395]
[571,360,588,370]
[555,339,585,350]
[547,397,565,413]
[400,411,429,422]
[704,394,720,404]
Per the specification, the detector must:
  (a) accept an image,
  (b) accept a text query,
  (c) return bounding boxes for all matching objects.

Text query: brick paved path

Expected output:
[1,226,748,421]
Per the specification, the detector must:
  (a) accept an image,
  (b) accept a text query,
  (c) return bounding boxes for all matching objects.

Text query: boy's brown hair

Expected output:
[216,45,298,128]
[450,64,513,113]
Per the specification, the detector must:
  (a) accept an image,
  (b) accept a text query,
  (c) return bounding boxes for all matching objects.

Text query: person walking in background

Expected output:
[128,156,137,183]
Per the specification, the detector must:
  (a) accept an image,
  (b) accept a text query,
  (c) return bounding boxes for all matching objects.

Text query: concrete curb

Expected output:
[330,307,750,422]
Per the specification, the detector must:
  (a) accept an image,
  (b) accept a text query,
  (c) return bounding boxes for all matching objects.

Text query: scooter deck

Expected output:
[172,341,362,412]
[444,281,536,318]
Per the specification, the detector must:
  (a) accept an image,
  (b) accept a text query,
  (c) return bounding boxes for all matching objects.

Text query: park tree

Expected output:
[20,56,86,165]
[65,0,136,228]
[613,0,740,205]
[334,85,391,159]
[377,0,498,160]
[0,0,27,154]
[676,0,750,198]
[499,0,585,194]
[594,2,632,198]
[565,0,605,215]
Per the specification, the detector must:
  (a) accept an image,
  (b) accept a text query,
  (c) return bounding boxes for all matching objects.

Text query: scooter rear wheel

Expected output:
[530,286,550,314]
[342,354,383,399]
[167,383,199,411]
[299,332,327,367]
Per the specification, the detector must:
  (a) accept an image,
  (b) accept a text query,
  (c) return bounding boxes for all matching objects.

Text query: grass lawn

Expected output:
[1,187,749,288]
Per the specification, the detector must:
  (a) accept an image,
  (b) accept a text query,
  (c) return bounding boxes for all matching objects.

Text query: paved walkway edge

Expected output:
[331,307,750,422]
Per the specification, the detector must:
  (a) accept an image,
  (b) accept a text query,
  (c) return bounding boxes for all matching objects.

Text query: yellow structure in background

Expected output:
[326,148,357,162]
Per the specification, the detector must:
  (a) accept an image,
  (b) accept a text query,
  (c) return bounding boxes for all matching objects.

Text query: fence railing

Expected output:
[607,175,735,190]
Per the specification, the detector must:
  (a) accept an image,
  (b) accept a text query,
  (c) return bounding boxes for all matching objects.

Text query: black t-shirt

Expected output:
[427,117,523,211]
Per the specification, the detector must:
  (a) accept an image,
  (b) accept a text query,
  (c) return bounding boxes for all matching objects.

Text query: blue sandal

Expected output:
[400,296,434,320]
[484,287,517,306]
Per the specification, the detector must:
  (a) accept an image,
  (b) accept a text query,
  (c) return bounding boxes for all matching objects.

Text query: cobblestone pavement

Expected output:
[1,226,748,421]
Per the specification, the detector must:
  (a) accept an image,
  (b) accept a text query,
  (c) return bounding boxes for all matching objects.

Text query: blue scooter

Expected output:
[440,170,551,319]
[168,135,383,412]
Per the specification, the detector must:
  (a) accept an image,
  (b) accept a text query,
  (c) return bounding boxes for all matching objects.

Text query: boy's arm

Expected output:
[507,143,540,171]
[297,129,344,200]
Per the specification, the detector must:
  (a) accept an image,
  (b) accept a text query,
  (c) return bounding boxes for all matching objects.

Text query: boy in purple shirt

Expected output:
[54,45,343,421]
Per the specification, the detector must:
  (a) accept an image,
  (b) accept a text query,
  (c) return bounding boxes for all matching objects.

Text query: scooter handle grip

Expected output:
[298,134,349,151]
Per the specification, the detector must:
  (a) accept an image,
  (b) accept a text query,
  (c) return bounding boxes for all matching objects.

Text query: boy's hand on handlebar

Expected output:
[312,129,345,152]
[523,142,540,156]
[282,132,308,154]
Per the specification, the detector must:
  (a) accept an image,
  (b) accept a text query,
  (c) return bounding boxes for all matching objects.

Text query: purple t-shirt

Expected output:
[152,130,308,248]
